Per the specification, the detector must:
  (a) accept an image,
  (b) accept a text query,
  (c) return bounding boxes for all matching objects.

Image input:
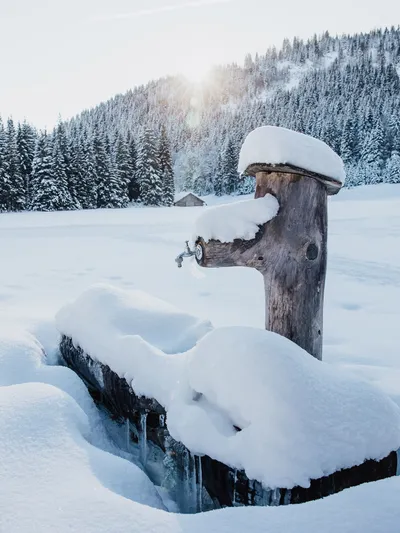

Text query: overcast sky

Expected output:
[1,0,399,129]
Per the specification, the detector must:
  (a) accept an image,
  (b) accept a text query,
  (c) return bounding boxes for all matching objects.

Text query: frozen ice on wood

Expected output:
[238,126,346,185]
[193,195,279,244]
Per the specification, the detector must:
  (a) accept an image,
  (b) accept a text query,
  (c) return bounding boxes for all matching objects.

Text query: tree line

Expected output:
[2,26,400,213]
[0,118,175,212]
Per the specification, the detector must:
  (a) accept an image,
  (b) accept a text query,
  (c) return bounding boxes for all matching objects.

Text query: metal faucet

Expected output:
[175,241,195,268]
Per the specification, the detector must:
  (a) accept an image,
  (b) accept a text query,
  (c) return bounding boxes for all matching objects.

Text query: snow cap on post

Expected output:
[238,126,345,195]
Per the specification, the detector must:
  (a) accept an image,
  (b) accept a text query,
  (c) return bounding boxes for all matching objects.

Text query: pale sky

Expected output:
[1,0,399,129]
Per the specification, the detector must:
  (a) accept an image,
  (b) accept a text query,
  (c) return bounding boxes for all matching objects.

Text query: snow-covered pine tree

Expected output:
[236,173,255,195]
[5,118,25,211]
[17,121,37,206]
[159,127,175,206]
[82,134,99,209]
[93,128,111,207]
[321,120,339,155]
[341,117,356,164]
[193,173,208,196]
[69,137,87,208]
[222,139,239,195]
[361,123,385,184]
[344,164,358,188]
[30,132,60,211]
[70,131,98,210]
[54,121,80,208]
[390,118,400,156]
[386,152,400,184]
[136,128,163,206]
[0,119,9,211]
[127,132,140,202]
[114,134,132,205]
[93,128,127,208]
[182,158,195,192]
[213,154,224,196]
[51,132,76,210]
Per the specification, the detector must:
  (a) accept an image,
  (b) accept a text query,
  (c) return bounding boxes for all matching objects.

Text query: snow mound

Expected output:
[169,327,400,488]
[238,126,346,185]
[56,284,213,355]
[56,287,400,489]
[193,195,279,243]
[0,328,165,533]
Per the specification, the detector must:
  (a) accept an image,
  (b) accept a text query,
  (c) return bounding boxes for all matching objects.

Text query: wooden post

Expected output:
[195,165,342,360]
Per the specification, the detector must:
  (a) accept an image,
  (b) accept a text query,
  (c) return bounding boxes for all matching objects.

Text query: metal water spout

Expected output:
[175,241,196,268]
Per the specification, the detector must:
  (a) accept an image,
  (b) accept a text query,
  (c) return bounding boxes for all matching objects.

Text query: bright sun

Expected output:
[179,56,213,85]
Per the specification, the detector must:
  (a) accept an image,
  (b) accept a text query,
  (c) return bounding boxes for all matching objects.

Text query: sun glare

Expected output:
[179,57,213,85]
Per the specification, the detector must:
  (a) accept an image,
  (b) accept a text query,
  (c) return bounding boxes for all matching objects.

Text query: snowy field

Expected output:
[1,184,400,532]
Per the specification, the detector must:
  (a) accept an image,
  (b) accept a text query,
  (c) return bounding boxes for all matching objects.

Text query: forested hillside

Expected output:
[1,27,400,212]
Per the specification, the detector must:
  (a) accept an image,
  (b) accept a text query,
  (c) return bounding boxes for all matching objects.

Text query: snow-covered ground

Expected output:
[1,183,400,532]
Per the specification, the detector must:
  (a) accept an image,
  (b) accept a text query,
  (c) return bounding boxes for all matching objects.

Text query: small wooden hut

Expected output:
[174,193,205,207]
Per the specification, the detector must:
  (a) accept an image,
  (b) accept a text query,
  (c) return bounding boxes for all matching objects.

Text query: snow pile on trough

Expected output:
[238,126,346,185]
[56,285,400,489]
[57,284,213,355]
[193,195,279,243]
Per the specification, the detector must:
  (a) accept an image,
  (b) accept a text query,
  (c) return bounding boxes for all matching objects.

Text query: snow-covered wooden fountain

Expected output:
[190,126,345,360]
[58,126,400,514]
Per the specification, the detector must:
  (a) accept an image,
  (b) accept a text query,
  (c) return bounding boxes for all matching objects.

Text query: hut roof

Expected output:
[174,192,205,205]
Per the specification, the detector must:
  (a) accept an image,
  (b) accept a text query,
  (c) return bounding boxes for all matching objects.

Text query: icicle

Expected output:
[283,489,291,505]
[179,450,198,513]
[233,469,238,505]
[247,479,254,505]
[162,436,178,495]
[190,452,197,513]
[139,412,148,466]
[271,487,280,506]
[196,455,203,512]
[261,487,272,506]
[126,418,130,451]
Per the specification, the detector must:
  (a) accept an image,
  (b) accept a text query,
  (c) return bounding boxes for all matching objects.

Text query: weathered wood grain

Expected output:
[195,172,327,360]
[246,162,343,195]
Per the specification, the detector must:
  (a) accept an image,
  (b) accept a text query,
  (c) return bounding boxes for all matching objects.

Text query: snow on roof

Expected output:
[175,191,190,202]
[56,286,400,489]
[238,126,346,185]
[174,191,203,203]
[193,195,279,243]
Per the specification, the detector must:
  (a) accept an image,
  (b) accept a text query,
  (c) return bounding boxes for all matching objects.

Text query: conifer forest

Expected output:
[1,26,400,212]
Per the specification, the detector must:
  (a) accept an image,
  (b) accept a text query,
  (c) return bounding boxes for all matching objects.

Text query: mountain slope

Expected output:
[68,27,400,193]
